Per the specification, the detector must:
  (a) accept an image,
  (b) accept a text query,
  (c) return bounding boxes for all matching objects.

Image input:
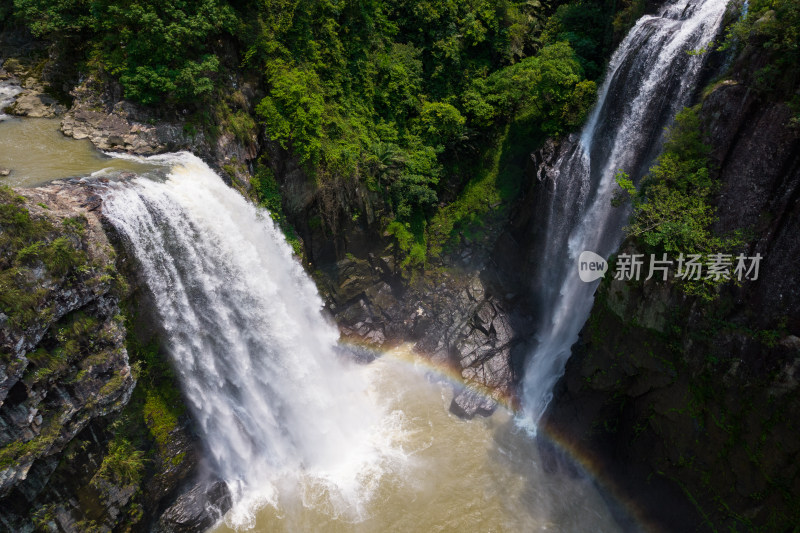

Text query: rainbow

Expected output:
[340,337,654,531]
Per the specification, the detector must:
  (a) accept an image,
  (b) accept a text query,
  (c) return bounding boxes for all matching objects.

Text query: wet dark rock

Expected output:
[318,225,533,418]
[449,388,497,419]
[155,479,231,533]
[545,80,800,532]
[0,183,134,498]
[703,81,800,325]
[0,182,216,532]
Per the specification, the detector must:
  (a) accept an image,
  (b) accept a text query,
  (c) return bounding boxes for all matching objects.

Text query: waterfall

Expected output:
[101,153,406,528]
[519,0,730,430]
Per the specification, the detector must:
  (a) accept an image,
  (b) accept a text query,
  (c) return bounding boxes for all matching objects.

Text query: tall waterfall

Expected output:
[101,154,405,528]
[520,0,730,429]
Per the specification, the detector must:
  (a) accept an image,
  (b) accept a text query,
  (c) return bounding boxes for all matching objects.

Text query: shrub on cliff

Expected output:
[615,107,744,300]
[0,187,93,329]
[722,0,800,101]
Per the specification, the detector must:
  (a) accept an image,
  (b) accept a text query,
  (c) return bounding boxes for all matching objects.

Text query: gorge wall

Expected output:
[0,41,236,532]
[542,54,800,533]
[0,27,541,527]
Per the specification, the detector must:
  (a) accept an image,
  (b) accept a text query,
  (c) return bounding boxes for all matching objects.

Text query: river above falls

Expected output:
[0,116,158,187]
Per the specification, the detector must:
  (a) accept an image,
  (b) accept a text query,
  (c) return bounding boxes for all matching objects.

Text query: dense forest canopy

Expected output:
[19,0,795,272]
[1,0,640,264]
[2,0,796,269]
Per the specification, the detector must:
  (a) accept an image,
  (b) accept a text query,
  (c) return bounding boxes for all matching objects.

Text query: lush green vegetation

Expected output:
[242,0,601,264]
[0,416,64,469]
[11,0,237,104]
[92,433,146,487]
[615,107,743,300]
[543,0,642,80]
[721,0,800,106]
[0,186,91,329]
[3,0,633,270]
[121,326,186,457]
[83,316,188,520]
[251,161,303,255]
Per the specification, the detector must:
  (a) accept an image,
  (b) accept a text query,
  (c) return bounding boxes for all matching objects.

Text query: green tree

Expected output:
[721,0,800,99]
[478,41,595,134]
[13,0,237,104]
[617,107,743,299]
[415,101,467,148]
[256,65,326,165]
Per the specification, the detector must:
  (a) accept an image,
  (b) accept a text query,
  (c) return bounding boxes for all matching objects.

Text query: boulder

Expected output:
[155,479,232,533]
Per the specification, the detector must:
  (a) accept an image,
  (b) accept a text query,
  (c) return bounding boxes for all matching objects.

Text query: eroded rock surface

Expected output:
[154,479,231,533]
[319,234,533,417]
[0,58,66,118]
[0,183,134,498]
[59,77,204,155]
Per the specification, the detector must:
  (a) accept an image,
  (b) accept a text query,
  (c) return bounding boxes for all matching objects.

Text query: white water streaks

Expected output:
[100,153,412,529]
[519,0,731,431]
[0,71,22,122]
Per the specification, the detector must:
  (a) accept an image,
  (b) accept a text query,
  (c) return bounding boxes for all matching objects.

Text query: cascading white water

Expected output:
[0,71,22,121]
[520,0,731,430]
[101,153,408,528]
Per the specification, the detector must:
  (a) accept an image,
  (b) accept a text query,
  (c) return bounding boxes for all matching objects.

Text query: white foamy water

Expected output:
[0,78,22,122]
[101,153,411,528]
[211,348,628,533]
[519,0,731,430]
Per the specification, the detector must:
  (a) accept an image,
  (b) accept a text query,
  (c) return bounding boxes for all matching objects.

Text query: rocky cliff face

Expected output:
[317,244,534,417]
[5,10,797,532]
[1,35,234,530]
[0,181,230,533]
[0,182,134,521]
[258,99,535,418]
[542,74,800,531]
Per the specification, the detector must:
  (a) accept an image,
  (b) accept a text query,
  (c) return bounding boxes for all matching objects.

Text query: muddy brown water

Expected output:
[0,117,156,187]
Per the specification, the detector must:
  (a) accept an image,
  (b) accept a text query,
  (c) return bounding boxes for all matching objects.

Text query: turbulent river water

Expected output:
[211,350,624,533]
